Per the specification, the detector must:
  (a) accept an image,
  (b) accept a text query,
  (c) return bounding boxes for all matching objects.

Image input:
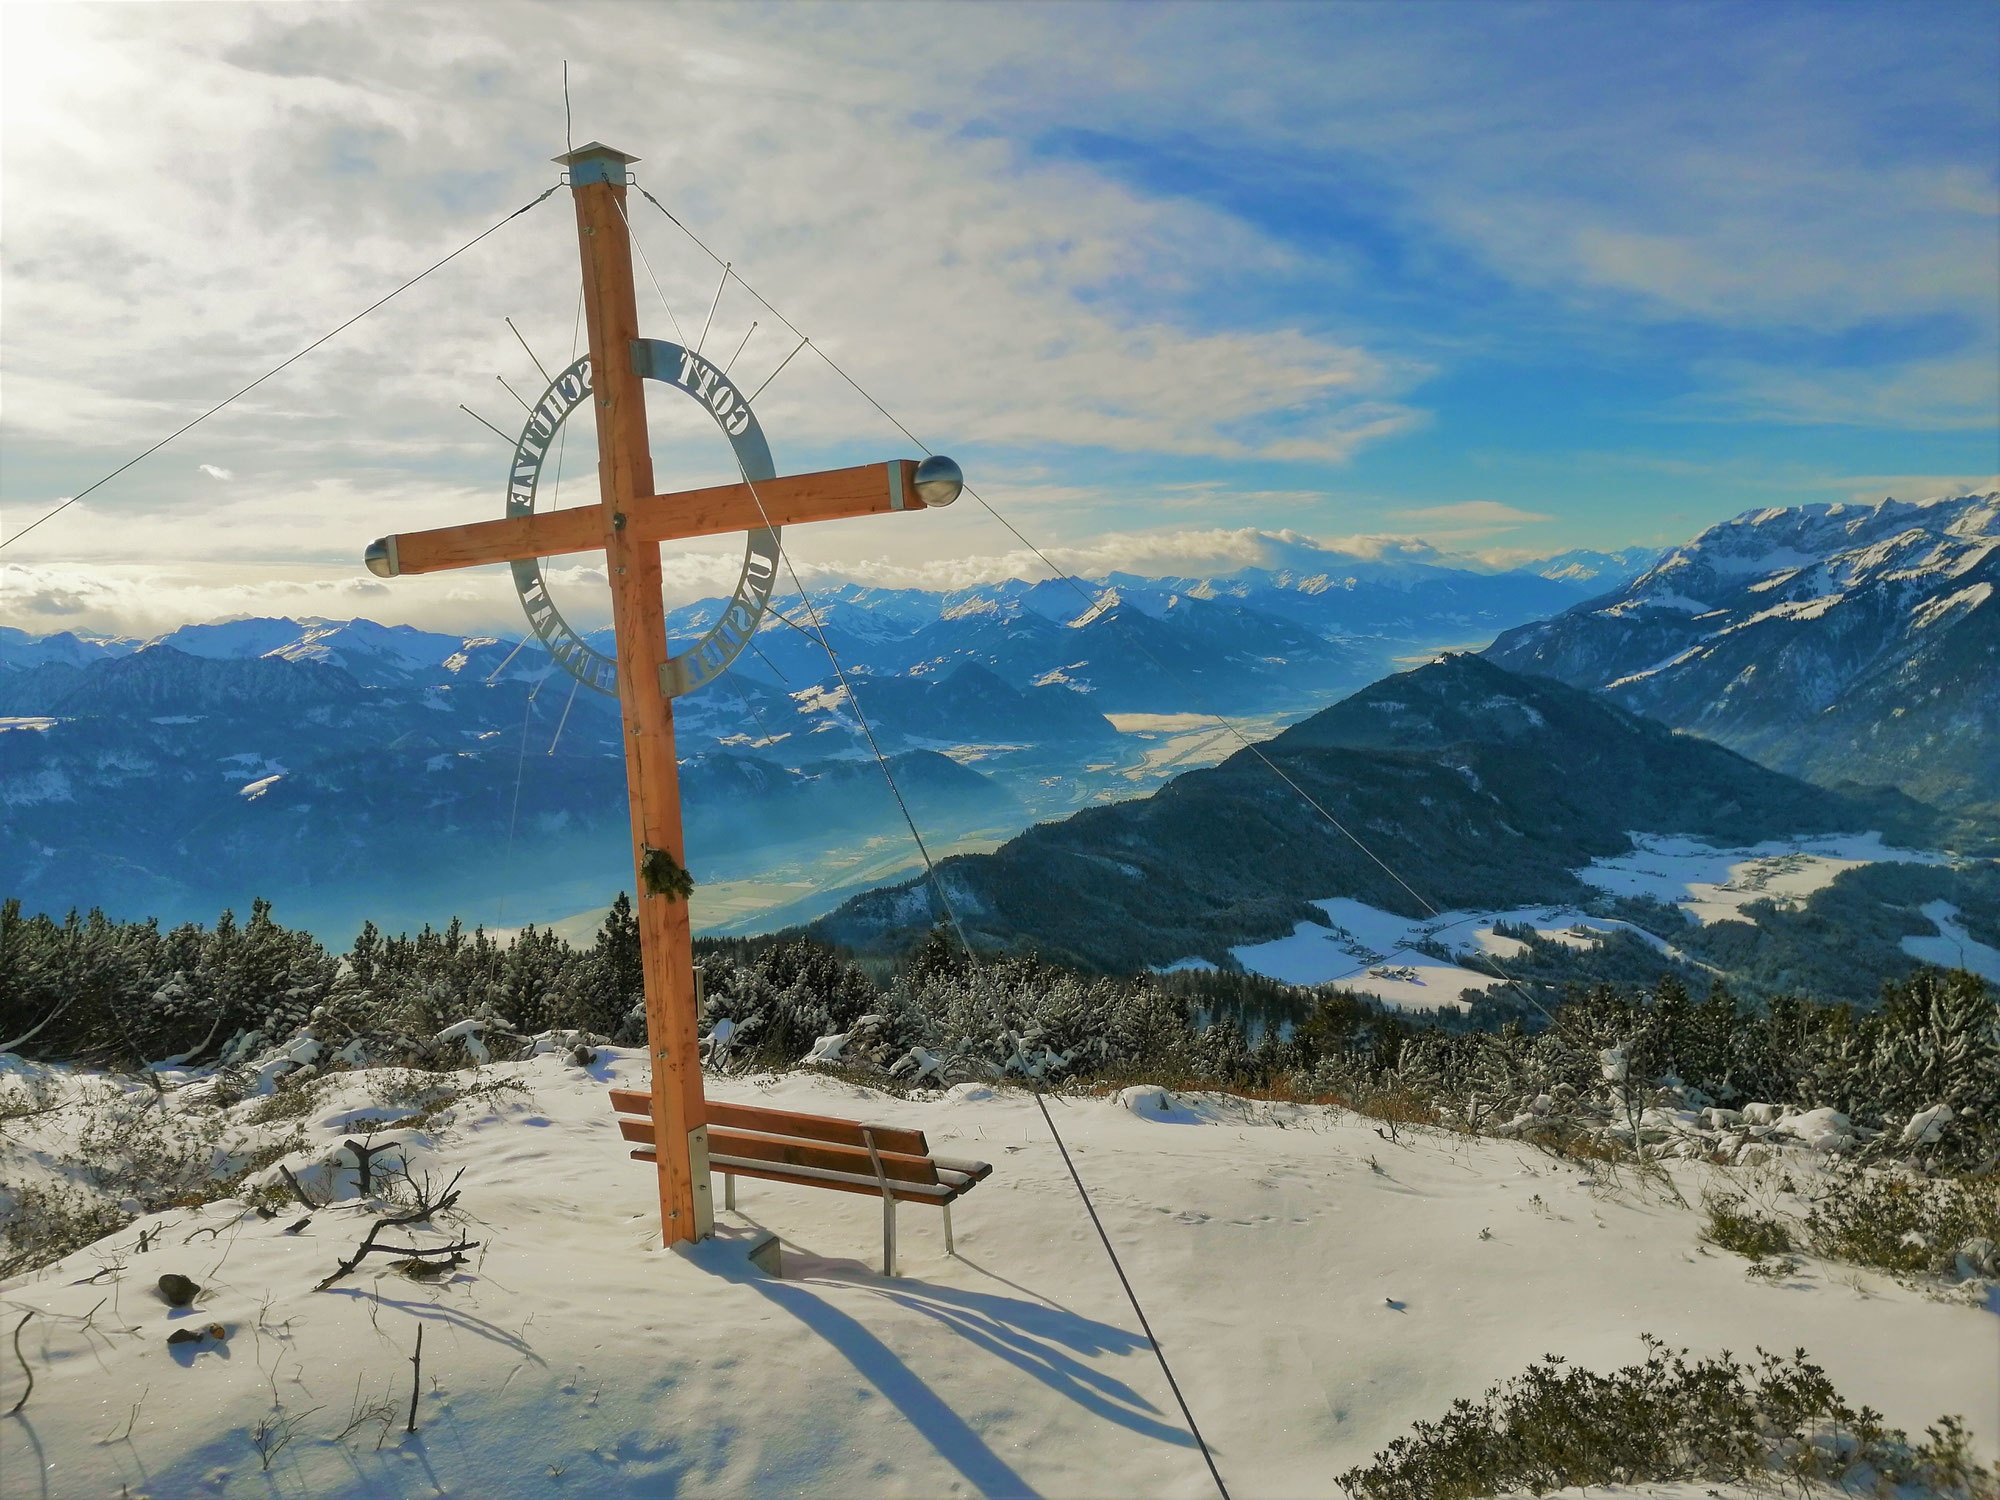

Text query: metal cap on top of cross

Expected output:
[361,142,963,1247]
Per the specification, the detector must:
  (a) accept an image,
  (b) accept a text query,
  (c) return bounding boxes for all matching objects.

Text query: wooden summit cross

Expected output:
[361,142,962,1247]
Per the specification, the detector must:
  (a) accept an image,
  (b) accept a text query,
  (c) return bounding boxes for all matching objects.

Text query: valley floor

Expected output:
[2,1056,1993,1499]
[1224,831,1986,1007]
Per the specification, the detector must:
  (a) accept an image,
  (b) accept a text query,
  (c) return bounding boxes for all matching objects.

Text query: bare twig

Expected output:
[315,1233,477,1292]
[6,1310,32,1415]
[279,1164,323,1210]
[331,1371,398,1445]
[0,993,79,1055]
[406,1323,423,1434]
[101,1385,148,1444]
[313,1171,474,1292]
[0,1100,66,1135]
[249,1401,320,1470]
[340,1138,396,1198]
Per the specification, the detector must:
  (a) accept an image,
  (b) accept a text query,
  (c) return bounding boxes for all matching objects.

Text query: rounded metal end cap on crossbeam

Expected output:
[914,454,963,507]
[363,537,400,578]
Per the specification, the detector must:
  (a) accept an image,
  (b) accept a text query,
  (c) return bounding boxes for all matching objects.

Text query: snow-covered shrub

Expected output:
[697,939,890,1072]
[1802,1162,2000,1278]
[74,1085,234,1209]
[0,1180,131,1280]
[244,1065,332,1124]
[0,897,338,1066]
[876,940,1200,1086]
[1337,1335,1995,1500]
[1700,1189,1794,1260]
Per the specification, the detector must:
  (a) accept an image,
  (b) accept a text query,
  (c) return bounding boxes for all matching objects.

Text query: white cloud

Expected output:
[1681,356,2000,433]
[0,2,1424,574]
[1832,472,2000,502]
[1,2,1989,625]
[1393,500,1553,526]
[0,525,1504,639]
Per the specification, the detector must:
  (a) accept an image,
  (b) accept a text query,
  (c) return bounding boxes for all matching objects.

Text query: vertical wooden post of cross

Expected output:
[561,143,712,1247]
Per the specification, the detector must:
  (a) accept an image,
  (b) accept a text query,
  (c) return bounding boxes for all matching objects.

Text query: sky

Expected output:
[2,0,1996,639]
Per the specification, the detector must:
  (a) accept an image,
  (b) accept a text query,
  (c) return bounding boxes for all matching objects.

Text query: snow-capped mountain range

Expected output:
[1486,492,1998,822]
[0,551,1620,939]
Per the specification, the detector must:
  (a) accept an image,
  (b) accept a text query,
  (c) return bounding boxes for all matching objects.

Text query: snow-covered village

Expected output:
[2,5,1997,1498]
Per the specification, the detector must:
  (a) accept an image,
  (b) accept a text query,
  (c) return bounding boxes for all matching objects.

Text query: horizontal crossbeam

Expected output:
[367,459,923,577]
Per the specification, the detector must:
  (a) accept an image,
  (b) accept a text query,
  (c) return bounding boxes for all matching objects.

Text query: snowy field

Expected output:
[1574,832,1947,925]
[1225,831,1957,1007]
[2,1052,1992,1499]
[1902,900,2000,985]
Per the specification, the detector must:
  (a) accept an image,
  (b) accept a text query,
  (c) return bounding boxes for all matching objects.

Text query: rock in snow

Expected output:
[1902,1103,1955,1147]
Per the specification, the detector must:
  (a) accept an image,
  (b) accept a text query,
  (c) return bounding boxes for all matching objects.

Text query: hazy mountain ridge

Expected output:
[1521,545,1662,585]
[3,549,1621,937]
[0,641,1013,936]
[1485,492,1999,823]
[810,654,1937,974]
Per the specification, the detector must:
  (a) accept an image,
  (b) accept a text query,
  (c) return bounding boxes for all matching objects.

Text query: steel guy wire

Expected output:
[933,501,1556,1023]
[632,181,1555,1022]
[1,182,564,553]
[507,316,554,385]
[497,374,535,413]
[632,183,925,445]
[548,673,582,755]
[714,363,1239,1500]
[745,337,809,406]
[722,320,759,377]
[614,193,689,346]
[721,668,778,736]
[631,180,1439,913]
[748,550,1238,1500]
[460,406,517,445]
[696,263,731,356]
[499,284,585,913]
[649,178,1447,926]
[484,636,530,682]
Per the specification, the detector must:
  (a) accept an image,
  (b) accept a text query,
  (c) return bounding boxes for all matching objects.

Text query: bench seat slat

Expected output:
[928,1156,994,1183]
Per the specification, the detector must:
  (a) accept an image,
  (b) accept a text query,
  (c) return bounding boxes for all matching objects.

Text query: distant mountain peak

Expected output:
[1486,490,1998,818]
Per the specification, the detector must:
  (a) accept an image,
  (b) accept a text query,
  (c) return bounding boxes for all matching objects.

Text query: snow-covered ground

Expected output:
[1574,831,1946,925]
[3,1052,1992,1498]
[1903,900,2000,984]
[1229,898,1683,1010]
[1225,831,1954,1006]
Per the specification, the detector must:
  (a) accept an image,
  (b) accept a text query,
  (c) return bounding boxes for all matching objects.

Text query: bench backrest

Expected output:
[608,1088,930,1157]
[617,1116,942,1186]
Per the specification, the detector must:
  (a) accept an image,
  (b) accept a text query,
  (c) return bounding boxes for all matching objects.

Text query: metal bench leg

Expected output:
[943,1201,955,1257]
[724,1173,736,1211]
[864,1127,897,1277]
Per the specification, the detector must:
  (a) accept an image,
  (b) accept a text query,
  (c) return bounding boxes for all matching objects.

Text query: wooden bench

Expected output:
[608,1090,992,1275]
